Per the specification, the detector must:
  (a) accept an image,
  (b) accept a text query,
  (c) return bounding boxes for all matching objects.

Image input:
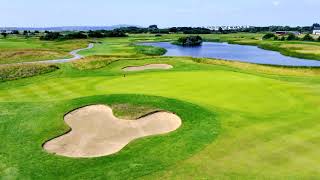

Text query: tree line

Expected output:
[39,29,127,41]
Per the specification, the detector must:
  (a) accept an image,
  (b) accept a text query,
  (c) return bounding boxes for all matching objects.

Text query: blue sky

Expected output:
[1,0,319,27]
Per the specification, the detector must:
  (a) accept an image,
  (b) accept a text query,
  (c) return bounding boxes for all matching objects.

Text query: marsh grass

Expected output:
[71,55,121,70]
[0,37,88,64]
[192,57,320,76]
[0,63,59,81]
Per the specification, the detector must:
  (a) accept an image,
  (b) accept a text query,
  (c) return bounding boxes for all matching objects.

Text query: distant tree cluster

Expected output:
[40,29,127,41]
[175,36,203,46]
[117,25,317,35]
[1,32,8,38]
[117,26,211,34]
[65,32,88,39]
[88,29,127,38]
[40,32,63,40]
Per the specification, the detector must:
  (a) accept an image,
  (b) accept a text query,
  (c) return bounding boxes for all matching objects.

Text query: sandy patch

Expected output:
[43,105,181,158]
[123,64,173,72]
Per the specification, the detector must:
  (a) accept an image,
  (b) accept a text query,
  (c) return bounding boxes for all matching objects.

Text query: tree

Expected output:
[286,33,298,41]
[149,25,158,29]
[23,30,29,36]
[302,34,314,41]
[169,27,178,33]
[88,30,105,38]
[65,32,88,39]
[312,23,320,29]
[318,36,320,42]
[106,29,128,37]
[262,33,276,40]
[175,36,203,46]
[11,30,20,35]
[218,27,224,34]
[40,32,63,40]
[1,32,8,38]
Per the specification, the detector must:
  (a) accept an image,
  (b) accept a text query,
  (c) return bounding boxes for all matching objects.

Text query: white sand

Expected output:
[123,64,173,72]
[43,105,181,158]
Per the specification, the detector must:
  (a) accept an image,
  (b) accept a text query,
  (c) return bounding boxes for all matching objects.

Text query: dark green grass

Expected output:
[0,94,219,179]
[134,45,167,56]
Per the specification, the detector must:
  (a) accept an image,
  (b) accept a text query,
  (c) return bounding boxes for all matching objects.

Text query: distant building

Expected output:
[275,31,300,36]
[275,31,287,35]
[206,25,251,31]
[313,27,320,35]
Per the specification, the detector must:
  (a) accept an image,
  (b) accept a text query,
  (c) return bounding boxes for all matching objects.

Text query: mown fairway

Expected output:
[1,34,320,179]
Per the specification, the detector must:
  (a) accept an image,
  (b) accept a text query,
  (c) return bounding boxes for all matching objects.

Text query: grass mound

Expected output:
[0,63,59,82]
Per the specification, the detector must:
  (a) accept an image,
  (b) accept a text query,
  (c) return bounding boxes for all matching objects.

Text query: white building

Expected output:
[313,27,320,35]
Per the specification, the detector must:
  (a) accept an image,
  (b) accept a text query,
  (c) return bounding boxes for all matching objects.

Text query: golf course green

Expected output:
[1,34,320,179]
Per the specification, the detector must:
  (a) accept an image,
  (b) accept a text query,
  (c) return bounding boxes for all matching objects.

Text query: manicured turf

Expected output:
[1,34,320,179]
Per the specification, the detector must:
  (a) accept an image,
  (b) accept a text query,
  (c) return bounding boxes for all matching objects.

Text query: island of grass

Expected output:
[173,35,203,46]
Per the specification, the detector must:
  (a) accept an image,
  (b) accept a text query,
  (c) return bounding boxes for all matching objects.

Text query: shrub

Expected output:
[65,32,88,39]
[262,33,276,40]
[40,32,63,40]
[105,29,127,37]
[11,30,20,35]
[1,32,8,38]
[88,31,105,38]
[280,36,286,41]
[302,34,314,41]
[175,36,203,46]
[317,36,320,42]
[286,33,298,41]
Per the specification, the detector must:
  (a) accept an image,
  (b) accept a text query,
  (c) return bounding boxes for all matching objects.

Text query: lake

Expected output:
[142,42,320,67]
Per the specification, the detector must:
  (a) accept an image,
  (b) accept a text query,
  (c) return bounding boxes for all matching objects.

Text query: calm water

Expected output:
[142,42,320,67]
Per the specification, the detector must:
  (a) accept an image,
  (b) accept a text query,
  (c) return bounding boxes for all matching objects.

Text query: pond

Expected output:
[142,42,320,67]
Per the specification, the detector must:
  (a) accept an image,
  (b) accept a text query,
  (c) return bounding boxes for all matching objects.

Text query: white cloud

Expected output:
[272,1,280,6]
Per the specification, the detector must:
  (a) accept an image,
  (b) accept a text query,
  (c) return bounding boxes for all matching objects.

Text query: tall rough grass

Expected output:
[0,63,59,81]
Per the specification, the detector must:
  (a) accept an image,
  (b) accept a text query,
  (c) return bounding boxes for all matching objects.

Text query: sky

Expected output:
[1,0,319,27]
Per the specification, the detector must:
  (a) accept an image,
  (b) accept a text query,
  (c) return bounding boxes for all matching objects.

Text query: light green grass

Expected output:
[1,56,320,179]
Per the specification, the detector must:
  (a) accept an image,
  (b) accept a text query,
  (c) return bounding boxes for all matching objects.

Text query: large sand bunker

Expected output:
[43,105,181,158]
[123,64,173,72]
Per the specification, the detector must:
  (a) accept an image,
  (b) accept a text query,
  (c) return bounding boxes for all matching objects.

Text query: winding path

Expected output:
[3,43,94,65]
[38,43,94,64]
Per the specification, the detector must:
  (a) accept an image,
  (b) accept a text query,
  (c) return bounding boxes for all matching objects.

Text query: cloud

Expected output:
[272,1,280,6]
